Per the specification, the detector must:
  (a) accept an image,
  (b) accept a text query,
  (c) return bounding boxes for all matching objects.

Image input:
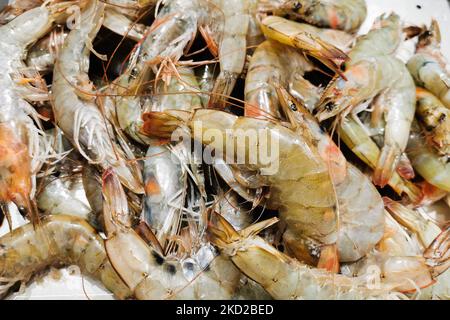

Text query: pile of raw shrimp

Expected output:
[0,0,449,300]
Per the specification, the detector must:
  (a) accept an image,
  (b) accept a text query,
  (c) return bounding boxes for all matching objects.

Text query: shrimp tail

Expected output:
[373,144,400,187]
[141,110,191,139]
[209,72,239,109]
[208,211,278,250]
[424,225,450,277]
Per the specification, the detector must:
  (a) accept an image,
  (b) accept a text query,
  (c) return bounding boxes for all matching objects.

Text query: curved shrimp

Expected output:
[0,0,43,24]
[142,108,340,271]
[52,0,143,194]
[415,87,450,160]
[407,19,450,109]
[0,215,131,299]
[208,0,250,109]
[245,40,320,119]
[208,214,405,300]
[407,120,450,192]
[114,0,207,144]
[103,7,147,42]
[338,117,422,203]
[278,88,384,263]
[260,15,352,77]
[102,168,242,299]
[259,0,366,33]
[317,13,416,188]
[0,3,73,223]
[26,26,67,73]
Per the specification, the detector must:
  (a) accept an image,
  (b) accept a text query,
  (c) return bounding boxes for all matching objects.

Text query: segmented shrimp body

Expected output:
[208,0,250,109]
[260,0,366,33]
[115,0,207,144]
[407,120,450,192]
[26,27,67,73]
[0,5,70,221]
[245,40,320,119]
[209,215,404,300]
[102,169,242,299]
[260,15,352,76]
[0,215,131,299]
[344,203,450,296]
[278,90,384,263]
[52,0,143,194]
[317,13,416,188]
[407,20,450,109]
[338,117,422,203]
[142,109,339,269]
[415,88,450,160]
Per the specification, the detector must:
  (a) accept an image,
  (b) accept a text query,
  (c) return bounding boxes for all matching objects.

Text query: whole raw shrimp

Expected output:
[407,120,450,192]
[277,88,384,263]
[316,13,416,188]
[208,214,405,300]
[0,215,131,299]
[407,19,450,109]
[415,87,450,160]
[259,0,367,33]
[260,15,352,77]
[142,108,340,271]
[52,0,143,194]
[207,0,250,109]
[114,0,207,144]
[245,40,321,119]
[102,168,242,299]
[384,199,450,299]
[0,3,73,223]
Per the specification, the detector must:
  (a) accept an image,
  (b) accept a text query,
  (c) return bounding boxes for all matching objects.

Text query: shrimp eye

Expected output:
[289,102,297,111]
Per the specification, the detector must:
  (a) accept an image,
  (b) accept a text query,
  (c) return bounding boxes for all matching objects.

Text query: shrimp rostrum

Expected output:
[142,108,341,271]
[208,213,408,300]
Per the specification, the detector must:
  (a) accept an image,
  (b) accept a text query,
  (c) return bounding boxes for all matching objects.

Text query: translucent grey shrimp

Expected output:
[114,0,207,144]
[0,4,72,223]
[317,13,416,188]
[52,0,144,194]
[208,0,250,109]
[245,40,320,119]
[209,214,405,300]
[102,169,242,299]
[26,26,67,73]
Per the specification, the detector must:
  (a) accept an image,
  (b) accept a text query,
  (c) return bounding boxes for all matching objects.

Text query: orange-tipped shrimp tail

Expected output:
[424,225,450,277]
